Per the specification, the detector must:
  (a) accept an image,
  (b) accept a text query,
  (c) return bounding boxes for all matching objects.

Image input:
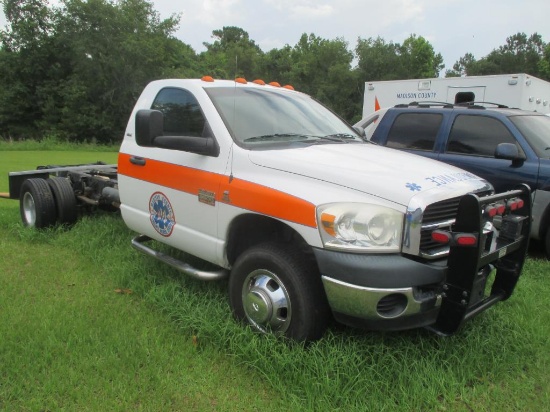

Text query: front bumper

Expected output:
[314,185,532,335]
[314,249,444,330]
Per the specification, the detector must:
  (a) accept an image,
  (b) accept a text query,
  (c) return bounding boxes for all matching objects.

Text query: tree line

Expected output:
[1,0,549,143]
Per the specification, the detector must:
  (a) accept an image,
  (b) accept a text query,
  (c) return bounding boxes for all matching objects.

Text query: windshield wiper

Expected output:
[244,133,307,142]
[305,133,359,143]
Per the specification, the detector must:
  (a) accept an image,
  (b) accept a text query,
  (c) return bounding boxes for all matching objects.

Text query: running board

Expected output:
[131,235,228,281]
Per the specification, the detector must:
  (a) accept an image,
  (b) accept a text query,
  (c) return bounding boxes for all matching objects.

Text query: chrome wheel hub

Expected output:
[22,192,37,227]
[242,269,291,334]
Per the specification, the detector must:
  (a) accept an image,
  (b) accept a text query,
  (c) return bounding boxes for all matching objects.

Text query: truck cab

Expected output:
[116,78,530,340]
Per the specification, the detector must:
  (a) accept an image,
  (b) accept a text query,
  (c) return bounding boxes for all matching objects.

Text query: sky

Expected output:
[1,0,550,76]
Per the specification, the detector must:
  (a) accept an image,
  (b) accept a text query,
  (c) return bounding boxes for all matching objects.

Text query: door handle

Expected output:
[130,156,146,166]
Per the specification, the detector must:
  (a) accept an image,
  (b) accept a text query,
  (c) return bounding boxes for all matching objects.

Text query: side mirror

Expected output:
[495,143,526,165]
[135,110,163,147]
[154,135,220,157]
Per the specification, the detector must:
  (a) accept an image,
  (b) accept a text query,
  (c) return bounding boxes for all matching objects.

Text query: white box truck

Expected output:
[362,73,550,117]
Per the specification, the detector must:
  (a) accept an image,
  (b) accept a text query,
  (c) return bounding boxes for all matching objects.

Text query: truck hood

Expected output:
[249,143,487,206]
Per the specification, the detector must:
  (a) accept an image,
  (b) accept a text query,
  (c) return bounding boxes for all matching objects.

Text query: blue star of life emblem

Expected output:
[406,183,422,192]
[149,192,176,237]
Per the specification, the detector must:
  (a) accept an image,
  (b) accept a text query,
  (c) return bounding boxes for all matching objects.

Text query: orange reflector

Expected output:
[253,79,266,85]
[432,231,451,244]
[269,81,281,87]
[283,84,294,90]
[201,76,214,82]
[235,77,247,84]
[321,213,337,237]
[455,234,477,246]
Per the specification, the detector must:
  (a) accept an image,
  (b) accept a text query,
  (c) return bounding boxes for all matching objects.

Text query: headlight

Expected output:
[317,203,404,252]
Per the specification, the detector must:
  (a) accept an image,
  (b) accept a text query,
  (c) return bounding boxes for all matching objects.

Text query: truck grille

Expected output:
[419,191,490,258]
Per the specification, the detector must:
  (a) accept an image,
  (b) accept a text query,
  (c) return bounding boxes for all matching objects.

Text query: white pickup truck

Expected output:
[6,77,532,341]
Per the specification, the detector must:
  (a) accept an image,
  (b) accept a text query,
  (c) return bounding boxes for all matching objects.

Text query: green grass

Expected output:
[1,149,549,411]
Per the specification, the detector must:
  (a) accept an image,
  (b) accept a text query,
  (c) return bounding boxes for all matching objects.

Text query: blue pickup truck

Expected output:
[355,103,550,257]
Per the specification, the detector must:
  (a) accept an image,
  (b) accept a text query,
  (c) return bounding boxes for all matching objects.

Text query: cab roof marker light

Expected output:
[253,79,266,85]
[235,77,247,84]
[283,85,295,90]
[201,75,214,82]
[269,82,281,87]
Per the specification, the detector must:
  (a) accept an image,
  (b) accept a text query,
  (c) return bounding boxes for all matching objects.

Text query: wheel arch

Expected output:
[225,213,315,267]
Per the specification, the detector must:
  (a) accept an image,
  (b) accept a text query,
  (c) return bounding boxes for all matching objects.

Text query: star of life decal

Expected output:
[406,182,422,192]
[149,192,176,237]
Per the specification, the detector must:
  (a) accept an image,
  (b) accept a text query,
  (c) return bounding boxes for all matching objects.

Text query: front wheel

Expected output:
[229,242,329,342]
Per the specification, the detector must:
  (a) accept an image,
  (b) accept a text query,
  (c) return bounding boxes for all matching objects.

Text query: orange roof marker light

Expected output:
[268,81,281,87]
[201,76,215,82]
[253,79,266,85]
[283,84,295,90]
[235,77,247,84]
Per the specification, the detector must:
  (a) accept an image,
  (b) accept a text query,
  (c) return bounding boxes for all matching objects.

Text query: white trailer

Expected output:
[362,73,550,117]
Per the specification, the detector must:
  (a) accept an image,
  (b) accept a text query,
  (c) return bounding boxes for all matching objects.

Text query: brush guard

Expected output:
[428,184,531,336]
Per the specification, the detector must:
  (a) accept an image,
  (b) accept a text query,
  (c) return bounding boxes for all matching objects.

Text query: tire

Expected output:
[229,241,330,342]
[47,177,78,226]
[19,178,57,228]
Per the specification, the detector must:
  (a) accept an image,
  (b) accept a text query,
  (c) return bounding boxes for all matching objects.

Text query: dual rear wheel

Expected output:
[20,177,77,228]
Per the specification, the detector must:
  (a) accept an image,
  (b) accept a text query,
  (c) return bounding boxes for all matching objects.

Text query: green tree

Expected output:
[0,0,56,138]
[201,26,263,79]
[0,0,193,142]
[355,36,402,81]
[399,34,444,78]
[356,34,443,81]
[447,32,547,79]
[285,33,360,122]
[539,43,550,80]
[260,45,293,83]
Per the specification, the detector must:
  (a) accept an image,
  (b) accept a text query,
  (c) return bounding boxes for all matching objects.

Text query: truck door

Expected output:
[447,86,486,104]
[437,114,539,192]
[119,87,227,264]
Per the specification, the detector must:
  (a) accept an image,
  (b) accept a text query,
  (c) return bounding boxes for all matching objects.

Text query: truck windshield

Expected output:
[509,115,550,158]
[205,87,363,148]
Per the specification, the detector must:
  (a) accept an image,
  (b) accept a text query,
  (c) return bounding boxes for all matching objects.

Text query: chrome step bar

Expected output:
[131,235,228,281]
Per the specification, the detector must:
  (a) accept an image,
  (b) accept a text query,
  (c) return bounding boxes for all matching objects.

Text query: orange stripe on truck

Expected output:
[118,153,317,228]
